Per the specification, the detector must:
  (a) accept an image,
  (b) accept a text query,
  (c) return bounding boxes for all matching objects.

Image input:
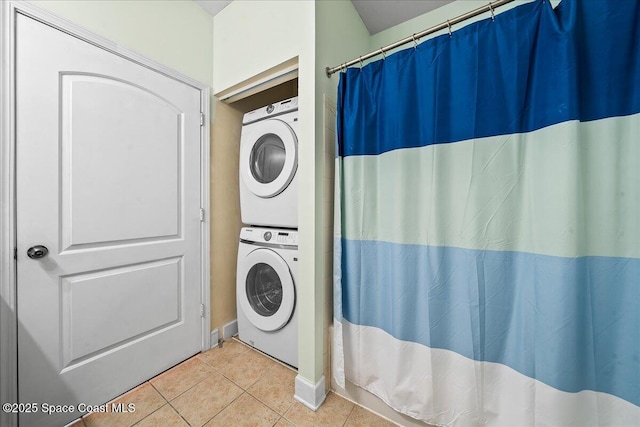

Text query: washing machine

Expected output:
[239,97,298,228]
[236,226,297,367]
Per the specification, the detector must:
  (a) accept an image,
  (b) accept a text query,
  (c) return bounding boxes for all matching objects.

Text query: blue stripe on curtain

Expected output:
[340,238,640,407]
[337,0,640,157]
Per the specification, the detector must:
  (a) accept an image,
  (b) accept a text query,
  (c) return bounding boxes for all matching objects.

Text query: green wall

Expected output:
[314,0,370,386]
[370,0,560,56]
[31,0,213,87]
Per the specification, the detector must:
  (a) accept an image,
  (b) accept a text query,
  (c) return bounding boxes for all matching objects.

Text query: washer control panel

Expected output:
[274,231,297,245]
[240,227,298,246]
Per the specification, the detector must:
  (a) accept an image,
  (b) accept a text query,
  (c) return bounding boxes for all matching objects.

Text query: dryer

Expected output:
[236,227,297,367]
[239,97,298,228]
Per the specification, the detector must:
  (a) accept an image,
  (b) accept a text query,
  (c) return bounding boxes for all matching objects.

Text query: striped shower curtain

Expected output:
[333,0,640,425]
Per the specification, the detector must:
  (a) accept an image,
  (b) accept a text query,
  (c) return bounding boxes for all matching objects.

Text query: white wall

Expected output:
[315,0,370,391]
[212,0,322,388]
[30,0,213,87]
[210,0,369,397]
[212,0,313,93]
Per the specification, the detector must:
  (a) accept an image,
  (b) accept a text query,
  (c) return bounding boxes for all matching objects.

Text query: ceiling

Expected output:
[351,0,454,34]
[193,0,454,35]
[193,0,232,18]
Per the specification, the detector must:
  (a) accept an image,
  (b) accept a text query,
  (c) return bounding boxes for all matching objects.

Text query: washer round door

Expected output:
[238,248,295,332]
[240,119,297,198]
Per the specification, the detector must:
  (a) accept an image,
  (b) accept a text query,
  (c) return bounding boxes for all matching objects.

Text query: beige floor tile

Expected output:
[66,418,85,427]
[83,382,166,427]
[344,405,398,427]
[197,339,250,369]
[134,404,188,427]
[215,347,276,389]
[204,393,279,427]
[170,371,243,426]
[150,357,215,400]
[248,363,297,415]
[284,392,354,427]
[273,418,295,426]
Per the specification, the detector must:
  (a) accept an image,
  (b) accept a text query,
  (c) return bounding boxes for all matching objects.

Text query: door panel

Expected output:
[60,73,182,249]
[16,14,202,427]
[60,257,182,370]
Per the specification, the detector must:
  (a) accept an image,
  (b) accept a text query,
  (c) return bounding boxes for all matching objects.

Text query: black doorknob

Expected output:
[27,245,49,259]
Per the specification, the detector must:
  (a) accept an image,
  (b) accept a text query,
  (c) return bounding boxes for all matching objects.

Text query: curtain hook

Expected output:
[412,33,418,49]
[447,20,452,37]
[341,63,346,72]
[489,1,495,21]
[379,48,386,60]
[359,56,364,68]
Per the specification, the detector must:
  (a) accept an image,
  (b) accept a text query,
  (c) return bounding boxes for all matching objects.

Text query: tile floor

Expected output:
[68,338,397,427]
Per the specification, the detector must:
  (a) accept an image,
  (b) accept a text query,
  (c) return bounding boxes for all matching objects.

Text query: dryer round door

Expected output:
[240,119,297,198]
[238,248,295,332]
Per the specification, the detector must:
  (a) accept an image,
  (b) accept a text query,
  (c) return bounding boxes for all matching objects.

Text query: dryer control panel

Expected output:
[242,96,298,125]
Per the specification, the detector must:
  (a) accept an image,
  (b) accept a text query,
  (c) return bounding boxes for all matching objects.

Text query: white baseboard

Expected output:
[294,375,326,411]
[210,329,219,349]
[223,319,238,339]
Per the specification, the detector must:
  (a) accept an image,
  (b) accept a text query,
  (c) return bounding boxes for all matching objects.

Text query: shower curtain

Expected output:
[333,0,640,425]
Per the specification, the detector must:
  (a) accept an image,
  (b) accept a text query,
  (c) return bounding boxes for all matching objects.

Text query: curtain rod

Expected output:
[326,0,516,77]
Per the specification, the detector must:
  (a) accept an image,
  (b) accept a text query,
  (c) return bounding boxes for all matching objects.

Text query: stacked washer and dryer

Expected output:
[236,97,299,368]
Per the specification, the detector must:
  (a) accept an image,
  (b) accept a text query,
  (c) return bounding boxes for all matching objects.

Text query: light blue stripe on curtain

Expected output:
[338,116,640,259]
[340,238,640,407]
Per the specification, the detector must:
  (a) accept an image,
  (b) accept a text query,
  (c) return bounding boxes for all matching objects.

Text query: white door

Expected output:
[16,14,203,427]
